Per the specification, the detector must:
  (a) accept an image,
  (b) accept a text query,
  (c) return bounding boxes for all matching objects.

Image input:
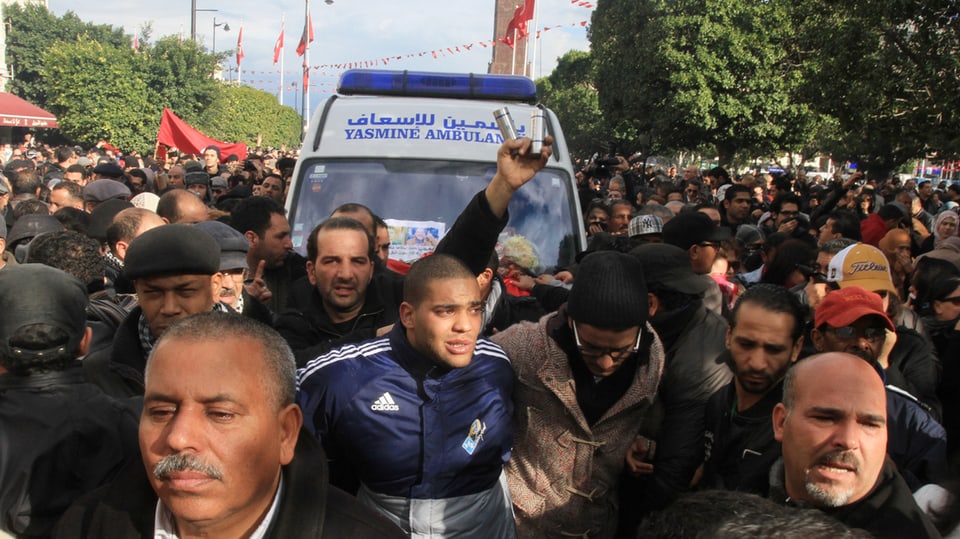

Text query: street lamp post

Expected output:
[212,17,230,55]
[292,81,299,117]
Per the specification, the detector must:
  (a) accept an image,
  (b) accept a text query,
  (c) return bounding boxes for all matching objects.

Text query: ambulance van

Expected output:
[287,69,585,274]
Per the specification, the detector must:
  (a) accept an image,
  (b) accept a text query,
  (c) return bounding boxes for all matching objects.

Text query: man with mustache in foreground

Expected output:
[55,313,403,538]
[770,352,939,537]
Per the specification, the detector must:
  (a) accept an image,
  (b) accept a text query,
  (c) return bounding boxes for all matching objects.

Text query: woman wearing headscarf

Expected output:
[920,210,959,254]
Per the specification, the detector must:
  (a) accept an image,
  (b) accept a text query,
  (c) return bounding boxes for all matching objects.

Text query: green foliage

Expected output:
[537,50,608,160]
[42,38,158,152]
[4,3,126,104]
[198,85,303,148]
[793,0,960,177]
[141,36,220,125]
[8,4,284,153]
[590,0,818,168]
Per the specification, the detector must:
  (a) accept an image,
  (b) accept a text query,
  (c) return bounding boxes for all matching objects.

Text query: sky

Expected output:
[47,0,594,118]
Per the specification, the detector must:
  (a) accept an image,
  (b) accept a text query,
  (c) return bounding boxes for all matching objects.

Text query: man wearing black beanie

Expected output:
[492,250,665,538]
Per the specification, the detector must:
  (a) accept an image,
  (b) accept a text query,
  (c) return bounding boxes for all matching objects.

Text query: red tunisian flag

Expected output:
[236,25,245,67]
[295,9,314,56]
[156,108,248,162]
[273,22,285,64]
[501,0,535,49]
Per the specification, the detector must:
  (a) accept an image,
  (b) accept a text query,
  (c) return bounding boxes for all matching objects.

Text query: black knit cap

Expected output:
[567,251,648,330]
[124,224,220,280]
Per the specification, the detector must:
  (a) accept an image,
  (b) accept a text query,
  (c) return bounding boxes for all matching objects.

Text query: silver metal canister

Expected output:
[493,107,518,141]
[530,106,545,154]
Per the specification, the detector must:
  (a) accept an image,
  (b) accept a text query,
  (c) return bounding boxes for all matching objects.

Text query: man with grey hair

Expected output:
[57,312,403,538]
[770,352,938,537]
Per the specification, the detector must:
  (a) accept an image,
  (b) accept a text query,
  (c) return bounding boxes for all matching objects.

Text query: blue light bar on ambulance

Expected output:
[337,70,538,104]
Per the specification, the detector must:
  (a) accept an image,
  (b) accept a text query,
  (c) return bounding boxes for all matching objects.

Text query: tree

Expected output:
[42,38,158,152]
[537,50,608,160]
[590,0,818,168]
[141,36,221,126]
[793,0,960,177]
[4,3,126,105]
[198,85,302,148]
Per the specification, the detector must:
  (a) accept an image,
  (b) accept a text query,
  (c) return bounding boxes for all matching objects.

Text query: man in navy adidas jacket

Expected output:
[298,254,516,537]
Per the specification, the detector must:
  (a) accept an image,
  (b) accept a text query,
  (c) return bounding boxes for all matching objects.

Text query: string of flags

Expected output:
[228,20,588,76]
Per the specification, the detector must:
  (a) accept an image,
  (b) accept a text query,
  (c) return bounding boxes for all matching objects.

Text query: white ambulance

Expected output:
[287,69,585,274]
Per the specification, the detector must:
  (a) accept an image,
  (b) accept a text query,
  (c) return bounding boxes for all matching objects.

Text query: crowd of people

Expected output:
[0,130,957,538]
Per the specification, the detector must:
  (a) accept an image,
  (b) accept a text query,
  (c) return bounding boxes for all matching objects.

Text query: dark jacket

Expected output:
[263,251,308,314]
[886,326,942,420]
[884,385,948,490]
[0,368,140,538]
[276,276,399,368]
[929,323,960,458]
[53,430,405,539]
[769,458,941,538]
[638,302,732,509]
[702,376,783,496]
[82,305,149,398]
[482,278,545,336]
[434,189,509,277]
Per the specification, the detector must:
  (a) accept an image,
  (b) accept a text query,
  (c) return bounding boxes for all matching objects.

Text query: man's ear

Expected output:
[399,302,415,330]
[306,260,317,286]
[477,268,494,289]
[77,326,93,357]
[790,336,804,363]
[244,230,258,247]
[773,403,788,442]
[810,328,825,352]
[114,240,129,261]
[209,272,223,299]
[277,404,302,466]
[647,292,659,318]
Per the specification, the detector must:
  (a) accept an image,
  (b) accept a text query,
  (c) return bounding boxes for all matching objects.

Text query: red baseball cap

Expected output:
[814,286,895,331]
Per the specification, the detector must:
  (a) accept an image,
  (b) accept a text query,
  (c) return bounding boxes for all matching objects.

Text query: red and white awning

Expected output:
[0,92,57,128]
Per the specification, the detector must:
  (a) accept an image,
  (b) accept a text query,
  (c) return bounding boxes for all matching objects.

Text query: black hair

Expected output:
[13,199,50,220]
[770,194,801,214]
[306,216,374,262]
[912,257,960,316]
[230,196,286,238]
[760,239,816,289]
[826,210,863,241]
[53,207,89,235]
[55,146,75,164]
[10,170,41,195]
[27,230,104,293]
[403,254,475,306]
[729,283,806,342]
[724,184,751,202]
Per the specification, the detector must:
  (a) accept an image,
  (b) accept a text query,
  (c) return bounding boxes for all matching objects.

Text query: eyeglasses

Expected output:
[779,210,800,217]
[939,296,960,305]
[698,242,719,249]
[825,325,886,341]
[572,323,642,361]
